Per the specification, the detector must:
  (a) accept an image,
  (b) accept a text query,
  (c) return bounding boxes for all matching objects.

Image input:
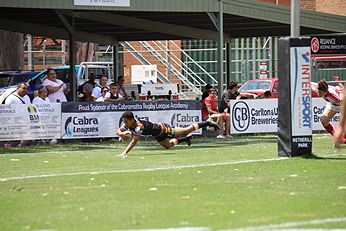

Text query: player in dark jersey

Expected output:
[116,111,220,158]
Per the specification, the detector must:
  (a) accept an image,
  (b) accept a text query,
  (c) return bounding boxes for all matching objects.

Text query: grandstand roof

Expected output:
[0,0,345,43]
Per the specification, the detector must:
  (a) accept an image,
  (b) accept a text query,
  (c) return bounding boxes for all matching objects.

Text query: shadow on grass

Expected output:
[301,153,346,160]
[0,144,115,154]
[0,135,278,154]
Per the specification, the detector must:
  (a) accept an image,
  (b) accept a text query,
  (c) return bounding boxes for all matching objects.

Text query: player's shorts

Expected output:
[155,123,175,142]
[325,102,340,113]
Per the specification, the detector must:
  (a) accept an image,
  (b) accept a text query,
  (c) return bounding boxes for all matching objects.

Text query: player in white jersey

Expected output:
[312,79,344,145]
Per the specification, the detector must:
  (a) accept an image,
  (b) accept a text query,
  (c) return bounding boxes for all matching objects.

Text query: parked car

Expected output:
[238,78,319,98]
[0,63,113,103]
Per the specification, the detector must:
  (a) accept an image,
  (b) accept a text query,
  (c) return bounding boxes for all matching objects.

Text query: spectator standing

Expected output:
[5,83,31,146]
[220,80,257,112]
[33,86,50,104]
[42,68,69,102]
[82,73,98,102]
[116,75,128,99]
[92,75,109,101]
[5,83,31,104]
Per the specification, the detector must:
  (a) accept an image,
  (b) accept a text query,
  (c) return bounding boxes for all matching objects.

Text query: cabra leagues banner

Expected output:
[0,103,61,141]
[61,101,202,139]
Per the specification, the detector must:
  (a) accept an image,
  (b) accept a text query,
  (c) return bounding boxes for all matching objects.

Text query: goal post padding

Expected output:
[278,37,312,157]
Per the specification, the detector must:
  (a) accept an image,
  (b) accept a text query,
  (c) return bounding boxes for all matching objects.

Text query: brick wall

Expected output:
[316,0,346,16]
[300,0,316,11]
[257,0,346,15]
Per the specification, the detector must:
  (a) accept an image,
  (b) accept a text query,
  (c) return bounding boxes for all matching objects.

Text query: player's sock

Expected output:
[206,120,220,130]
[177,136,192,146]
[323,123,335,135]
[196,121,220,130]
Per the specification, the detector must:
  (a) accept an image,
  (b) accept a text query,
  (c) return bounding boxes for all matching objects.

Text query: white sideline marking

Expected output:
[0,157,288,182]
[112,227,209,231]
[269,229,346,231]
[224,217,346,231]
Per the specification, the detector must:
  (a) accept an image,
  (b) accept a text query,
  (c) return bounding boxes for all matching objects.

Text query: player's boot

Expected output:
[177,136,192,146]
[206,120,220,130]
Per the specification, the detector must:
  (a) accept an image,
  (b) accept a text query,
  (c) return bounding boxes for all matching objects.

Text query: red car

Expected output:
[238,78,318,98]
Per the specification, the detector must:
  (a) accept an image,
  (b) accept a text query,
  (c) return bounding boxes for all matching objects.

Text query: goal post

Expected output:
[278,37,312,157]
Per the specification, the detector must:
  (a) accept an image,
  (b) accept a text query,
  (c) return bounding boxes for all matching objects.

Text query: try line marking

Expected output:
[222,217,346,231]
[0,157,289,182]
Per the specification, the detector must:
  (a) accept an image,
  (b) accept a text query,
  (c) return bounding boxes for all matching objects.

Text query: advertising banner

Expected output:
[61,101,202,139]
[230,98,338,134]
[290,46,312,137]
[311,35,346,55]
[0,103,61,141]
[74,0,130,7]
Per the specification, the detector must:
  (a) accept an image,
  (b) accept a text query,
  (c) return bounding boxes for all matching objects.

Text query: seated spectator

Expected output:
[264,90,272,98]
[43,68,69,102]
[82,73,98,102]
[33,86,50,104]
[203,88,231,139]
[92,75,109,101]
[202,84,213,101]
[5,83,31,104]
[105,83,124,102]
[116,75,128,99]
[95,87,108,102]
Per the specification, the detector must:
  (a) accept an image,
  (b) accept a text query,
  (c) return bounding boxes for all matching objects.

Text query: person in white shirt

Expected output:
[5,83,32,146]
[33,86,51,104]
[5,83,31,104]
[92,75,109,101]
[42,68,69,102]
[95,87,108,102]
[105,83,124,102]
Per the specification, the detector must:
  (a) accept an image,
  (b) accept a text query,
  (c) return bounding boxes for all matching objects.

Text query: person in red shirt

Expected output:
[203,88,230,138]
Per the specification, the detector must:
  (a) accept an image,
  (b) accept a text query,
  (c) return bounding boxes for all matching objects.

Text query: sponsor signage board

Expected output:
[230,98,337,134]
[0,103,61,141]
[61,101,202,139]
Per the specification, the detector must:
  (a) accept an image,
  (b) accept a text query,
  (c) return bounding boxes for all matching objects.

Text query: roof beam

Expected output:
[70,11,228,41]
[55,10,73,34]
[0,17,115,44]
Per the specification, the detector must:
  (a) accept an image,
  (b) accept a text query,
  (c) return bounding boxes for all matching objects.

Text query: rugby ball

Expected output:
[120,130,133,144]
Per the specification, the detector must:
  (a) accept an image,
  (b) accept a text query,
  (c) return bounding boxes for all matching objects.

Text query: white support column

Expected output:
[291,0,300,37]
[113,41,119,82]
[217,0,224,102]
[27,34,33,70]
[62,40,66,64]
[269,37,273,78]
[252,37,256,80]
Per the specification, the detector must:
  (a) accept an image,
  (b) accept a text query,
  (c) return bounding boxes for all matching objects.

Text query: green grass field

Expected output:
[0,134,345,231]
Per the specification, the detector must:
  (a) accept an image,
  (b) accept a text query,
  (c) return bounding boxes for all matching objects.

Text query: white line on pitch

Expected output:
[222,217,346,231]
[112,227,209,231]
[0,157,288,182]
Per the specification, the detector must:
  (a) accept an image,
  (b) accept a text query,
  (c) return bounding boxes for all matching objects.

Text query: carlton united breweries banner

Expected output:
[0,103,61,141]
[230,98,338,134]
[61,101,202,139]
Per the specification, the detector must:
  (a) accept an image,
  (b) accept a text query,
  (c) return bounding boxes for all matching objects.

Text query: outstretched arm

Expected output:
[118,135,141,158]
[239,92,257,99]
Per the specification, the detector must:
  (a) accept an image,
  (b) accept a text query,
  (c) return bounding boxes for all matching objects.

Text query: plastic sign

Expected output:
[74,0,130,7]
